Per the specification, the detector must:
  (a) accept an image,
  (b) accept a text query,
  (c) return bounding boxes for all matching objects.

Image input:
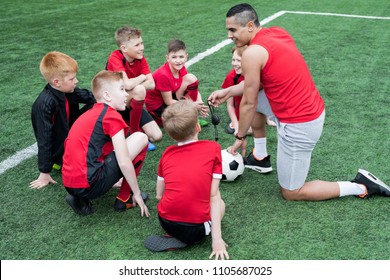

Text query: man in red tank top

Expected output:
[208,3,390,201]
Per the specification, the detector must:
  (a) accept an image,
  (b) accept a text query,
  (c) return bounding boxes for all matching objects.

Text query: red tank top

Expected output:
[250,27,324,123]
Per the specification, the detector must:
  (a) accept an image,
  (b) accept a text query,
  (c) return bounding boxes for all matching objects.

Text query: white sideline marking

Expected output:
[285,11,390,20]
[185,11,287,68]
[0,143,38,174]
[1,10,389,175]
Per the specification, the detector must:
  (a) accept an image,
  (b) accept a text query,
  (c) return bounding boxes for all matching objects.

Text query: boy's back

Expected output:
[157,140,222,223]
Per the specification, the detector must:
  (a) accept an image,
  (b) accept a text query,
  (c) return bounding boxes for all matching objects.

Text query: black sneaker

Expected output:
[244,153,273,173]
[226,123,235,134]
[114,192,149,212]
[144,234,187,252]
[65,194,94,216]
[352,169,390,199]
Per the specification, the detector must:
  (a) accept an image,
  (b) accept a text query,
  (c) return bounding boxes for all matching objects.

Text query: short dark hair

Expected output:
[226,3,260,27]
[167,39,186,53]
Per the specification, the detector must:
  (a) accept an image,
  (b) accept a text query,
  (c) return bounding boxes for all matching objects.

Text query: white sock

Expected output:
[253,137,267,159]
[338,181,366,197]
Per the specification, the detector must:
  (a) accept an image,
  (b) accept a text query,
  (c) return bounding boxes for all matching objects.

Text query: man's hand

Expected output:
[228,137,248,157]
[208,89,230,107]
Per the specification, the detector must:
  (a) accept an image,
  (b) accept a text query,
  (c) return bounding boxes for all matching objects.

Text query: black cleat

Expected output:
[244,153,273,174]
[65,194,94,216]
[352,169,390,199]
[144,235,187,252]
[114,192,148,212]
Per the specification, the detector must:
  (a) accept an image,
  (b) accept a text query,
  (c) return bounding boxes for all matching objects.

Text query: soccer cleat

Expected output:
[144,234,187,252]
[65,194,94,216]
[244,152,273,173]
[198,119,209,127]
[147,142,156,151]
[352,169,390,199]
[226,123,235,134]
[113,192,149,212]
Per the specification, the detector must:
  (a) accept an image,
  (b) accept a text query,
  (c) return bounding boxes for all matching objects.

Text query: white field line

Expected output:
[0,143,38,174]
[185,10,287,68]
[1,10,389,175]
[285,11,390,20]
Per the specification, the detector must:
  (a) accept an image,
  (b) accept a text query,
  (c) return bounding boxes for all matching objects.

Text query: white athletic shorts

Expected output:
[256,90,325,190]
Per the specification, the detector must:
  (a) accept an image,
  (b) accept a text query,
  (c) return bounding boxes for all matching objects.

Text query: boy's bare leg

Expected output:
[116,132,148,202]
[142,121,162,143]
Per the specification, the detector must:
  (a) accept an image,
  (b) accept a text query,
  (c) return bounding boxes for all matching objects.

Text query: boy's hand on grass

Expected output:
[30,173,57,189]
[210,238,229,260]
[132,193,150,218]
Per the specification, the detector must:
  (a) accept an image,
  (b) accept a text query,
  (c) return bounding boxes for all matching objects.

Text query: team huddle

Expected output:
[29,4,390,260]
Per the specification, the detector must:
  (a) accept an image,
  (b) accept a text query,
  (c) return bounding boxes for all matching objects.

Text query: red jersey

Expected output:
[221,69,245,120]
[62,103,129,188]
[157,140,222,224]
[250,27,324,123]
[106,50,151,78]
[145,62,188,112]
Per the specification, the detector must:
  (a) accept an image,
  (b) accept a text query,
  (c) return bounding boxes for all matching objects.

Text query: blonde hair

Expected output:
[162,100,198,142]
[39,51,78,83]
[91,70,123,100]
[115,26,142,47]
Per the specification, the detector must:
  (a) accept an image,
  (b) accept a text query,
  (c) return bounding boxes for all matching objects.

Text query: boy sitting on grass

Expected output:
[31,51,95,189]
[106,25,162,151]
[62,70,149,217]
[144,100,228,260]
[145,39,209,127]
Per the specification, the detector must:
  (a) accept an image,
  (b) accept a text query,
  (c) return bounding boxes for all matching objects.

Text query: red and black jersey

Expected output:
[157,140,222,224]
[221,69,245,120]
[31,84,95,173]
[62,103,128,188]
[106,49,151,78]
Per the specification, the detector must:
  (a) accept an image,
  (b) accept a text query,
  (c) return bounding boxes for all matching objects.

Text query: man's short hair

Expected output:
[226,3,260,27]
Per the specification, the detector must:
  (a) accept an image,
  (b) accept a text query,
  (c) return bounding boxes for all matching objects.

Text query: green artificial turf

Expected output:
[0,0,389,261]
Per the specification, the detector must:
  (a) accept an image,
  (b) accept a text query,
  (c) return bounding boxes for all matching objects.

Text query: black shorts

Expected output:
[119,107,154,127]
[65,151,122,200]
[158,215,211,245]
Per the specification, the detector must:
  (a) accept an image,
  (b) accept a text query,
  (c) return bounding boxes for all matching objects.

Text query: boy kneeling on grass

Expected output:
[144,100,229,260]
[62,70,149,217]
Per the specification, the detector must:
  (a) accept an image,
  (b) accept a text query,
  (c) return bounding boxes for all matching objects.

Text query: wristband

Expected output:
[235,134,246,140]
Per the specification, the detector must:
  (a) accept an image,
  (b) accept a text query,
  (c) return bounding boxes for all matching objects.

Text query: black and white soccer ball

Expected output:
[221,149,245,182]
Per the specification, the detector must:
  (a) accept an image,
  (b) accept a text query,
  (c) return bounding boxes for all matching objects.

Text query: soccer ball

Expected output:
[221,149,245,182]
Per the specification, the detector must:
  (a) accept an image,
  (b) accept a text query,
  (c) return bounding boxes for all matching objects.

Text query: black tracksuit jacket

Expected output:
[31,84,95,173]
